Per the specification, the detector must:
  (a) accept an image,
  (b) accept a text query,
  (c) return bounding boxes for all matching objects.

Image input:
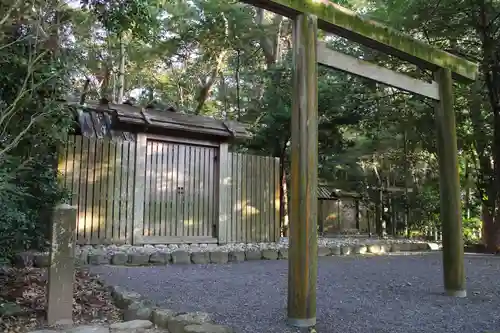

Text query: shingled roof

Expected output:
[317,185,361,200]
[68,101,251,142]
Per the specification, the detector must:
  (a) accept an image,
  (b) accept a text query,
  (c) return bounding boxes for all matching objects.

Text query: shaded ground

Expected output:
[0,268,121,333]
[92,254,500,333]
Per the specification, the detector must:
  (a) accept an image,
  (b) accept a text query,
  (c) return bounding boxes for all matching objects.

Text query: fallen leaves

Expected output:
[0,267,121,333]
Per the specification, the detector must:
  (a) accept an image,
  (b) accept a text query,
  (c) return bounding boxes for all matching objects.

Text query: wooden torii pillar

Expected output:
[241,0,478,327]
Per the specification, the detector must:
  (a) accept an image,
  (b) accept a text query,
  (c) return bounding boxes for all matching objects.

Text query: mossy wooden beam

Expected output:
[241,0,478,82]
[288,13,318,328]
[434,68,466,297]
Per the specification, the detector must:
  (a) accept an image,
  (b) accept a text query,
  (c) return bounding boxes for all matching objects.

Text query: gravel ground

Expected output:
[92,253,500,333]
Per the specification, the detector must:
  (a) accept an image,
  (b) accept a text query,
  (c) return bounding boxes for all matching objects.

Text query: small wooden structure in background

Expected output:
[317,186,363,235]
[317,185,415,237]
[58,101,281,245]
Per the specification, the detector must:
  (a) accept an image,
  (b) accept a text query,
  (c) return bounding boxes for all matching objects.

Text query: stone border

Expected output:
[105,284,233,333]
[77,242,439,267]
[83,243,439,266]
[14,242,441,269]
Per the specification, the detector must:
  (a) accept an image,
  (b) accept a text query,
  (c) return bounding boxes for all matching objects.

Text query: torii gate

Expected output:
[241,0,478,328]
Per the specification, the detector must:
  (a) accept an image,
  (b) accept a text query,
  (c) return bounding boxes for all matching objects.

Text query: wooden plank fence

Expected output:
[58,135,281,245]
[224,152,281,243]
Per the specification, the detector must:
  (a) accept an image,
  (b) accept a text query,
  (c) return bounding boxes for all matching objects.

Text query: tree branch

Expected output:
[0,0,22,28]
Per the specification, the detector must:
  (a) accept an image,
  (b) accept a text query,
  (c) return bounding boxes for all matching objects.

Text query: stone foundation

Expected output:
[15,239,441,269]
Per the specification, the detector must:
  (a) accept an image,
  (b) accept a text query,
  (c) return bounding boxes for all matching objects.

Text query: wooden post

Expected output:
[434,68,466,297]
[217,142,230,244]
[47,203,77,326]
[132,134,147,244]
[288,13,318,328]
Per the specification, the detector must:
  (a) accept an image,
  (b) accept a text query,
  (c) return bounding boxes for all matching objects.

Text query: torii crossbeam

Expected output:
[240,0,479,328]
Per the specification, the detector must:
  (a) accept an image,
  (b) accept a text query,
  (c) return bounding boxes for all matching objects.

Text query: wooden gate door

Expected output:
[142,138,218,243]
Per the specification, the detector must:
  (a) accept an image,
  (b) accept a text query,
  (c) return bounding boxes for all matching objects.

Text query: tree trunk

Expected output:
[195,51,227,115]
[80,79,90,105]
[375,186,383,237]
[112,73,117,103]
[117,33,126,103]
[355,200,360,230]
[465,158,470,219]
[235,50,241,119]
[256,9,283,67]
[99,60,112,103]
[253,9,285,109]
[367,207,372,236]
[47,10,61,56]
[482,205,500,252]
[278,139,290,237]
[403,129,410,237]
[475,5,500,252]
[386,176,396,236]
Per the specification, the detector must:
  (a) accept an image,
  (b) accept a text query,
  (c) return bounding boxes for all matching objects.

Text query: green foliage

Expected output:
[410,182,440,230]
[462,217,482,244]
[245,65,292,156]
[0,3,74,260]
[80,0,164,38]
[0,157,70,260]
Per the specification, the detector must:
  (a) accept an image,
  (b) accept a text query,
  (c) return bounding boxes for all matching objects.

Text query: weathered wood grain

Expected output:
[287,13,318,327]
[434,68,466,297]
